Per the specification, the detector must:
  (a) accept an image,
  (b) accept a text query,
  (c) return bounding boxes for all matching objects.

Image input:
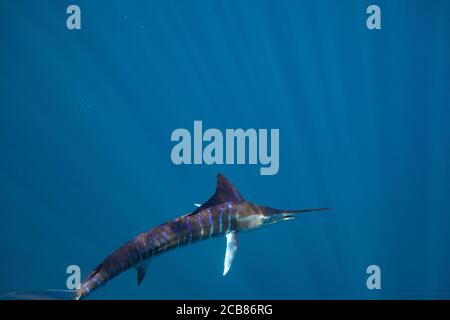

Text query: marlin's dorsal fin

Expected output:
[191,173,244,215]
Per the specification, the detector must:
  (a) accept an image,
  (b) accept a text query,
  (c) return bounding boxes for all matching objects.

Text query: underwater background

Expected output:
[1,0,449,299]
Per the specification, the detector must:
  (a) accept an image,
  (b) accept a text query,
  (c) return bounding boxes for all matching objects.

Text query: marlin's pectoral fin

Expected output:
[223,232,238,276]
[136,261,150,286]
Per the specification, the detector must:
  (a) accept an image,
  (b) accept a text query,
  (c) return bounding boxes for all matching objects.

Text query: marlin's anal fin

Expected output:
[136,262,150,286]
[223,232,238,276]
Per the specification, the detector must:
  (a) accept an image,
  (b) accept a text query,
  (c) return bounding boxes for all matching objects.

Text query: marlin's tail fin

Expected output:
[1,289,77,300]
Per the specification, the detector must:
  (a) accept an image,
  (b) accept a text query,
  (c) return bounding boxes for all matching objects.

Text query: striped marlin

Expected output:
[73,173,330,300]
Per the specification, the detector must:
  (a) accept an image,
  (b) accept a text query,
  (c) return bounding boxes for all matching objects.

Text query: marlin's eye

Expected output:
[263,216,272,223]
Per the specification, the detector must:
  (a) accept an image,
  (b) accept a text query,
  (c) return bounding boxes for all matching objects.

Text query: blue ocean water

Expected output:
[1,1,449,299]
